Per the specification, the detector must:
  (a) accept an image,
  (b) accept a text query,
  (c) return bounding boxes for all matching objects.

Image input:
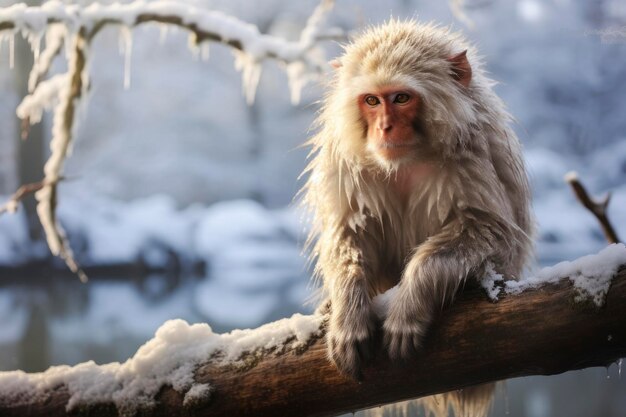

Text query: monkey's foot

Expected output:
[383,308,426,359]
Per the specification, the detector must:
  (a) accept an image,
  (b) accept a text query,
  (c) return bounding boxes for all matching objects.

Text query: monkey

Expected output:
[301,20,533,417]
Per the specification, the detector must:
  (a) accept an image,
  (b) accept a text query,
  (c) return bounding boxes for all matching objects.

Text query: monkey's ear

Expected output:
[447,50,472,88]
[329,59,342,69]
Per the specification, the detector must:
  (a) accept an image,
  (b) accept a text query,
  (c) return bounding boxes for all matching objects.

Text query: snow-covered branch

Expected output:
[1,245,625,417]
[0,0,335,101]
[0,0,338,280]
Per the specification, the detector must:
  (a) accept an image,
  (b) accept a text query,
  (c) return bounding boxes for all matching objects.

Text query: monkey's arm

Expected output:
[319,225,382,379]
[384,212,506,358]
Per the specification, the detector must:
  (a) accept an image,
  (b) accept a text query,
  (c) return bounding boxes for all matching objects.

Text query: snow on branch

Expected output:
[0,0,336,102]
[0,0,339,280]
[1,245,625,417]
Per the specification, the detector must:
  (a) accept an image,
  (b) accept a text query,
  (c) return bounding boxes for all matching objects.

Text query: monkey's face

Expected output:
[358,86,428,168]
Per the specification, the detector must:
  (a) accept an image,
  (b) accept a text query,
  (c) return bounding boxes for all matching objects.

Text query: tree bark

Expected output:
[1,267,625,417]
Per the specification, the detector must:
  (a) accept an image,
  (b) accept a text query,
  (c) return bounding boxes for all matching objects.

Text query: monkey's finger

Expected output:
[345,340,364,381]
[356,337,374,364]
[385,332,402,360]
[400,333,415,359]
[328,336,363,381]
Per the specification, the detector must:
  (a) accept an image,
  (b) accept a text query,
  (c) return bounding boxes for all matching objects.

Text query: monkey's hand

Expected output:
[383,237,479,359]
[327,296,377,381]
[383,287,429,359]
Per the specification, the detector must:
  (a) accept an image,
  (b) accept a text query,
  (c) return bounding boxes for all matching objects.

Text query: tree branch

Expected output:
[1,266,625,417]
[0,177,63,215]
[565,171,620,244]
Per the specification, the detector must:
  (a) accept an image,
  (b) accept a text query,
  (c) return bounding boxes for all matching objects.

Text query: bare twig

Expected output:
[0,177,62,215]
[565,171,620,244]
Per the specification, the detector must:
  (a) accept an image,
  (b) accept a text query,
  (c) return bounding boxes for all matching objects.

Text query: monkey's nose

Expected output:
[379,122,393,132]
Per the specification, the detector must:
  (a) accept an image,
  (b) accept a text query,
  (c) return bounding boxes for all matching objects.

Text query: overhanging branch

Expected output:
[0,0,339,281]
[1,266,625,417]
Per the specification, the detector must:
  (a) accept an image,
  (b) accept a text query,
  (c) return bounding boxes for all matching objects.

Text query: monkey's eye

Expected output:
[394,93,410,104]
[365,96,380,106]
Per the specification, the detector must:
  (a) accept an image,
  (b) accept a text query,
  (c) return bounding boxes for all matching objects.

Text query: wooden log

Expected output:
[1,267,625,417]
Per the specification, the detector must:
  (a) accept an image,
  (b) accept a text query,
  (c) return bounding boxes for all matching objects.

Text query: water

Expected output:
[0,271,309,372]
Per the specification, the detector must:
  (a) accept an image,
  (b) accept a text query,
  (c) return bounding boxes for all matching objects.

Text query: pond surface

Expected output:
[0,271,312,372]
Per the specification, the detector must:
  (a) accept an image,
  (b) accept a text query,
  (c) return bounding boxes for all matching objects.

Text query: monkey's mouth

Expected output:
[379,142,416,149]
[375,141,417,160]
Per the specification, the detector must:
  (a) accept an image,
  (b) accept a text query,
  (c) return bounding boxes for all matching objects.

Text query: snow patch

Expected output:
[482,244,626,306]
[481,262,505,301]
[183,383,212,407]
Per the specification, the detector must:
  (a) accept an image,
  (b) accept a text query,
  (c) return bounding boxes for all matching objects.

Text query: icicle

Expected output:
[619,358,623,379]
[26,30,43,61]
[234,51,262,105]
[286,61,305,105]
[9,32,15,69]
[188,33,200,61]
[201,42,210,62]
[118,26,133,90]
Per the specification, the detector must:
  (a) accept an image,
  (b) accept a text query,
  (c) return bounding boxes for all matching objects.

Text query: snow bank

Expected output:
[0,314,323,415]
[482,243,626,306]
[46,196,303,267]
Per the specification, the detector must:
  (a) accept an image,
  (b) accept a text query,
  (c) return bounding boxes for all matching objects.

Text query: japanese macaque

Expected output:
[302,20,533,417]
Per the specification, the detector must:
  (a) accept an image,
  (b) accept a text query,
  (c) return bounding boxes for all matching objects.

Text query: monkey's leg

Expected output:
[383,220,495,359]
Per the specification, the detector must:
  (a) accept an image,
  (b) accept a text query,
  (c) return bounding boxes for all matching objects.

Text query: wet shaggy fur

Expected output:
[301,20,533,417]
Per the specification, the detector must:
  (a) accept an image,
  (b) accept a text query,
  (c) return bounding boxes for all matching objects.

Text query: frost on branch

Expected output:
[0,314,324,416]
[0,0,339,279]
[16,73,67,124]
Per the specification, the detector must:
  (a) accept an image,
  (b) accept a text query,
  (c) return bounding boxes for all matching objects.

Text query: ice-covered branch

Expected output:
[1,246,625,417]
[1,1,335,102]
[27,24,67,93]
[0,0,338,279]
[17,73,67,124]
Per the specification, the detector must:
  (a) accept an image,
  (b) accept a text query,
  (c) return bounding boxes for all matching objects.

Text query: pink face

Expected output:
[358,87,422,162]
